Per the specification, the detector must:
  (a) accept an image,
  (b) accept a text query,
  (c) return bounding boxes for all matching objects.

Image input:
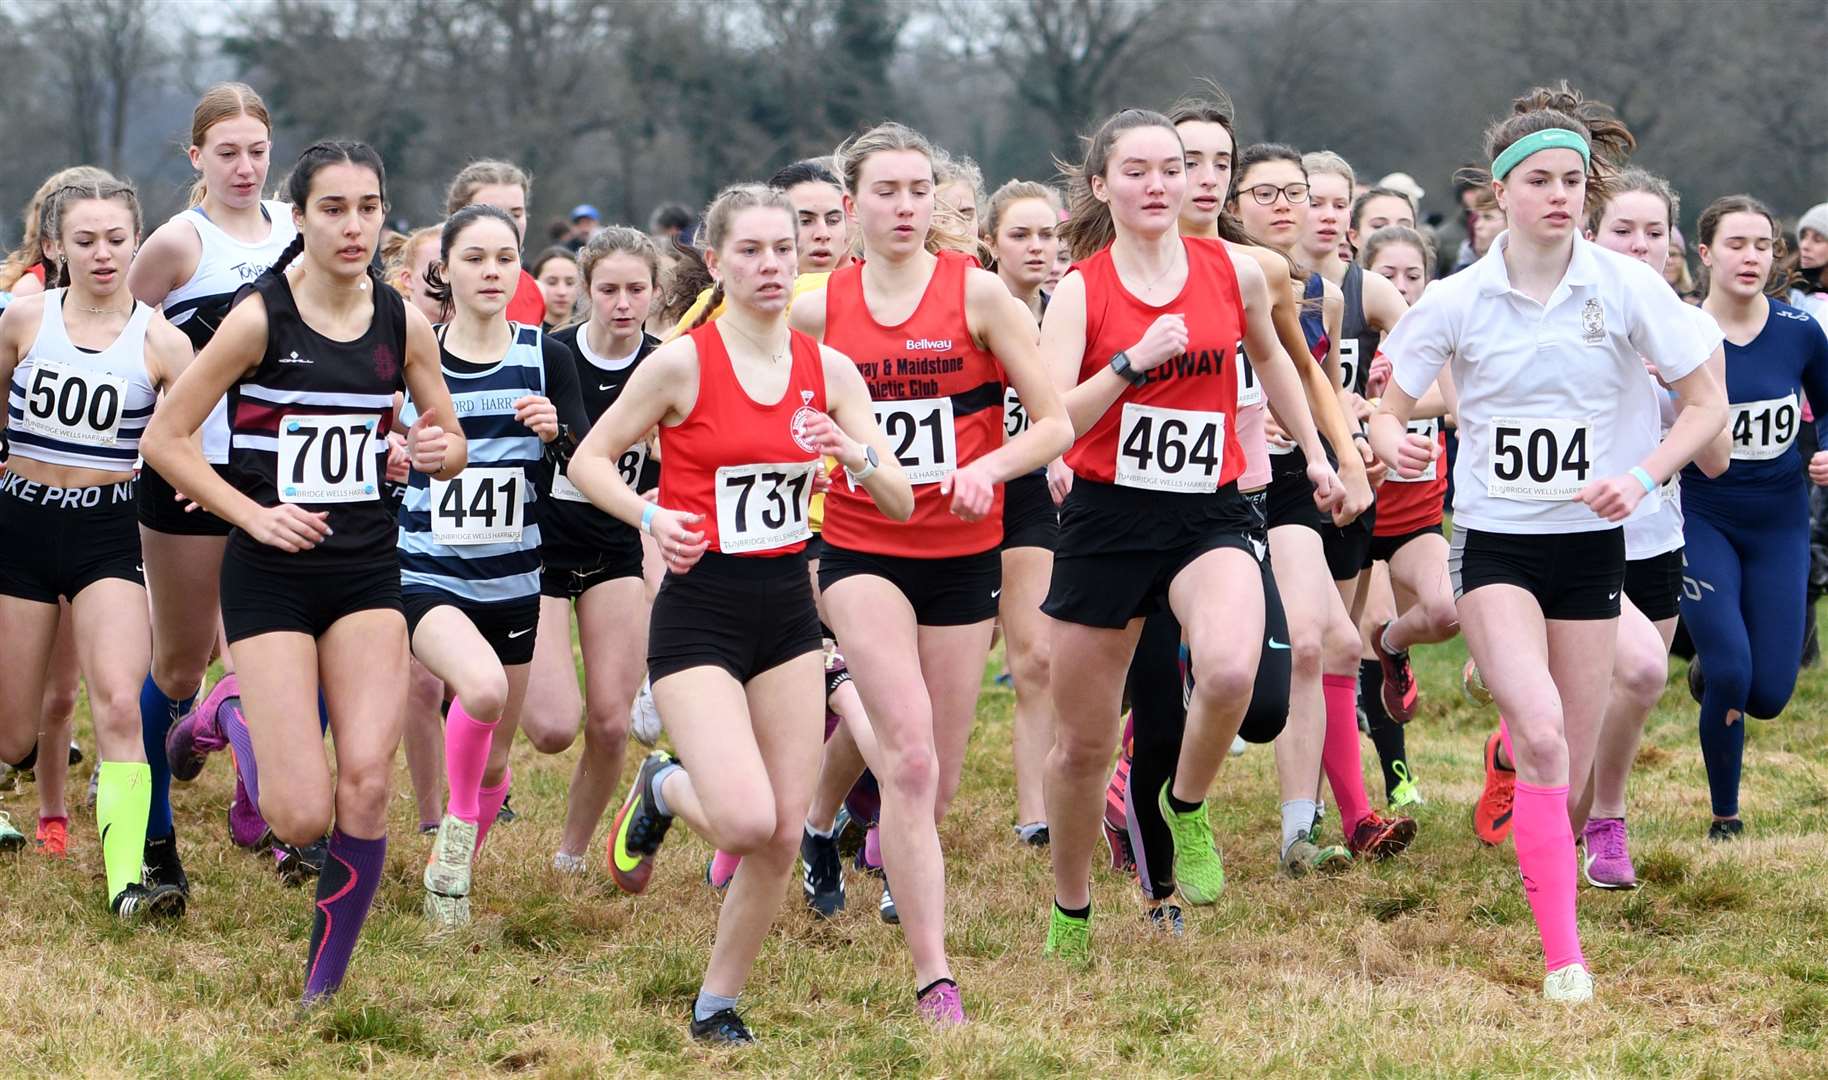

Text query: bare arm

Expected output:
[139,295,271,528]
[127,219,202,307]
[818,345,913,521]
[960,268,1073,482]
[399,307,466,480]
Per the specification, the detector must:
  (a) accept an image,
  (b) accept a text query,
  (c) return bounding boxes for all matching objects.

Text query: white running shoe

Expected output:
[1543,963,1594,1004]
[552,851,587,874]
[1229,735,1247,757]
[630,678,663,747]
[423,813,478,900]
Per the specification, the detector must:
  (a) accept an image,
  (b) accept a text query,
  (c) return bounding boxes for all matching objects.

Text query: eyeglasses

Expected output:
[1243,182,1310,206]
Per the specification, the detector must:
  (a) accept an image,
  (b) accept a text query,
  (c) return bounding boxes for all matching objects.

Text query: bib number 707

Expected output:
[1487,417,1592,501]
[277,414,380,503]
[1115,403,1225,493]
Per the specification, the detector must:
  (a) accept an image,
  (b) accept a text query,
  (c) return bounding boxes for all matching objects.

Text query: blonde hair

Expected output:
[445,159,532,216]
[985,180,1063,238]
[834,122,978,258]
[382,225,440,295]
[1301,150,1355,190]
[187,82,273,208]
[0,166,117,291]
[578,225,662,289]
[1358,224,1437,278]
[688,183,796,329]
[1058,109,1183,262]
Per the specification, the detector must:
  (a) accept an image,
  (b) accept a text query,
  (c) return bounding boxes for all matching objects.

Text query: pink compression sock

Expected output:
[1321,673,1372,835]
[1513,780,1584,972]
[473,770,511,854]
[443,698,496,825]
[1498,715,1515,766]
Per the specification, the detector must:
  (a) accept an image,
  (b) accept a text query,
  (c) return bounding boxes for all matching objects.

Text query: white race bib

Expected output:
[1116,403,1225,493]
[715,461,816,554]
[1729,393,1798,462]
[552,443,650,504]
[1388,418,1439,484]
[876,398,956,484]
[1338,337,1362,396]
[430,467,524,544]
[1003,385,1028,439]
[16,360,127,446]
[1487,416,1593,501]
[1236,339,1262,408]
[277,414,380,503]
[549,466,589,503]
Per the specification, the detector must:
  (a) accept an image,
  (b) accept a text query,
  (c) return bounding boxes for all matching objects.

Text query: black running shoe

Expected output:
[1147,903,1185,936]
[496,794,518,825]
[111,882,185,921]
[1687,657,1705,706]
[142,834,190,899]
[1707,818,1744,843]
[689,1007,756,1045]
[273,835,328,885]
[799,827,846,918]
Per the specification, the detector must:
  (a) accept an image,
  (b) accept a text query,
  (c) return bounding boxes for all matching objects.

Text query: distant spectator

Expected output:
[649,202,693,245]
[1667,226,1700,303]
[566,203,600,251]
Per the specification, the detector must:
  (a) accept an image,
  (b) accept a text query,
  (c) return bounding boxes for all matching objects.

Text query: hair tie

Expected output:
[1491,128,1591,182]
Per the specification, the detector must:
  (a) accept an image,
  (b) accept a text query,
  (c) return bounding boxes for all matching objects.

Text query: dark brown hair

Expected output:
[1459,82,1635,202]
[1057,108,1182,262]
[1696,194,1799,299]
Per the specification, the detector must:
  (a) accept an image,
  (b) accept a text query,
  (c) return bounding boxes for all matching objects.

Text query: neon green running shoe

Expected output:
[1044,903,1091,966]
[1157,782,1224,905]
[1390,761,1426,810]
[0,810,24,852]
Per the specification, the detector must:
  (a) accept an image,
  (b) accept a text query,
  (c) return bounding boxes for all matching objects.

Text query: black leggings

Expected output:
[1124,557,1290,900]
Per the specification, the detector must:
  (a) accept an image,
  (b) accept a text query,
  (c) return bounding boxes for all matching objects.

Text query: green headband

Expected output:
[1491,128,1591,182]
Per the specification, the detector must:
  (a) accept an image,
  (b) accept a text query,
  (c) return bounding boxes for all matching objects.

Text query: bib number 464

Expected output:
[1115,403,1224,493]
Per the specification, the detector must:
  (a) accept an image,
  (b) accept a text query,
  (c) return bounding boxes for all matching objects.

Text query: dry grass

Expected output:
[5,624,1828,1078]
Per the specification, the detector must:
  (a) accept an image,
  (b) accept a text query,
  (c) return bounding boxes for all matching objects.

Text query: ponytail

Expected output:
[689,280,726,330]
[264,232,306,281]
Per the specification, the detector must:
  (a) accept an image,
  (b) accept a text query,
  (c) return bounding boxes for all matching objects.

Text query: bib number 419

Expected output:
[1115,403,1224,493]
[1487,417,1591,501]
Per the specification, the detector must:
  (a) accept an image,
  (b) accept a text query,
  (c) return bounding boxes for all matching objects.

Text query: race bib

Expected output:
[1387,418,1439,484]
[1338,338,1362,397]
[1236,339,1262,408]
[1729,393,1798,462]
[549,466,589,503]
[1003,385,1029,439]
[1487,416,1592,501]
[1116,403,1225,493]
[16,360,127,446]
[876,398,956,484]
[715,461,816,553]
[430,467,525,544]
[277,414,380,503]
[551,443,650,503]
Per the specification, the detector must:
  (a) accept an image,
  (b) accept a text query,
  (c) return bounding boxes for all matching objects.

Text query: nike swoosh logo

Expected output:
[612,803,643,873]
[1608,591,1620,600]
[507,628,533,639]
[1267,638,1291,650]
[599,383,615,391]
[991,588,1002,598]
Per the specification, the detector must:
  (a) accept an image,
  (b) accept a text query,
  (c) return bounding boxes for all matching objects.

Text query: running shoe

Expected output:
[1279,838,1324,878]
[68,741,82,765]
[1707,818,1743,843]
[272,836,326,885]
[1043,903,1091,965]
[0,811,24,852]
[1104,749,1133,871]
[228,774,267,849]
[800,826,845,918]
[34,816,66,857]
[854,824,883,876]
[165,676,238,782]
[689,1007,756,1046]
[630,678,662,748]
[1542,962,1594,1004]
[705,850,740,891]
[1389,761,1426,809]
[85,766,98,808]
[1473,731,1515,846]
[1147,903,1185,936]
[993,669,1013,688]
[423,890,470,929]
[1371,620,1419,724]
[1013,822,1050,846]
[607,752,675,895]
[424,813,478,904]
[878,877,899,924]
[1581,817,1637,889]
[1461,658,1493,706]
[1313,844,1354,872]
[495,794,518,825]
[112,882,185,921]
[1230,734,1247,756]
[552,851,587,875]
[1156,783,1224,906]
[915,980,966,1026]
[1346,810,1417,860]
[1687,658,1705,706]
[143,834,191,899]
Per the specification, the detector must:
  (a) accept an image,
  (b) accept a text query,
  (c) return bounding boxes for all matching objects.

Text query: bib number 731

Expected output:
[277,414,380,503]
[1487,416,1592,501]
[1115,403,1225,493]
[715,461,816,553]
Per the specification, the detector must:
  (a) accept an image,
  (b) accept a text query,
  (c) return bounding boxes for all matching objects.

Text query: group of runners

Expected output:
[2,76,1825,1042]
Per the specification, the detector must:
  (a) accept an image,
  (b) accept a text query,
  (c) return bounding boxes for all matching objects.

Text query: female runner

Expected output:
[531,246,581,329]
[573,184,910,1043]
[143,141,465,1001]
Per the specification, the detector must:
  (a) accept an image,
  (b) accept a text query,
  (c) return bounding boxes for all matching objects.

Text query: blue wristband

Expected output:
[640,503,658,535]
[1629,466,1657,495]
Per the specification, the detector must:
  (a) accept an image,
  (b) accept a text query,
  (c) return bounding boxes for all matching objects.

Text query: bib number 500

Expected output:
[18,361,126,446]
[1487,417,1591,501]
[1116,403,1225,493]
[715,462,816,554]
[278,414,380,503]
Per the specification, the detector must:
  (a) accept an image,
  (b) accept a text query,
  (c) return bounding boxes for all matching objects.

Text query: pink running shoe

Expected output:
[916,980,966,1026]
[227,773,267,850]
[166,673,239,782]
[705,849,741,891]
[1581,817,1638,890]
[854,823,883,875]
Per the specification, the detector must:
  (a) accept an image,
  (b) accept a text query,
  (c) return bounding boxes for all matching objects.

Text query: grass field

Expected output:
[5,624,1828,1078]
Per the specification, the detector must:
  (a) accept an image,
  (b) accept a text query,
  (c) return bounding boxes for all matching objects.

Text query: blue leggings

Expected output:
[1681,486,1810,819]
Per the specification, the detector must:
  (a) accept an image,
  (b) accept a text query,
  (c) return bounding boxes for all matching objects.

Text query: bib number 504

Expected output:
[1487,417,1591,501]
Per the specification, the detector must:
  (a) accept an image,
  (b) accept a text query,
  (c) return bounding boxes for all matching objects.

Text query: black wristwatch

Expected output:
[1109,350,1148,387]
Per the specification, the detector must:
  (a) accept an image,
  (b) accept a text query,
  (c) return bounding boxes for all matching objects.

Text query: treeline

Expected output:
[0,0,1823,245]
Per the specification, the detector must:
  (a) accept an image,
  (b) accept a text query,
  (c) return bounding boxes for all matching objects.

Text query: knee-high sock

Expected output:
[218,698,261,811]
[96,761,151,899]
[1321,673,1372,834]
[443,698,496,825]
[1361,658,1408,800]
[303,829,387,1002]
[474,769,511,854]
[138,676,194,840]
[1513,781,1583,972]
[1124,611,1188,902]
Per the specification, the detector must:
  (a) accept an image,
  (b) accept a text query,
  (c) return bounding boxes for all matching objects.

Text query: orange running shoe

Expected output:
[1473,730,1515,846]
[35,815,68,857]
[1346,809,1416,859]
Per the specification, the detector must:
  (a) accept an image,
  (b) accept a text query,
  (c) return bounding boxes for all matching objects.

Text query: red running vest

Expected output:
[1066,236,1247,492]
[658,322,826,557]
[820,250,1006,557]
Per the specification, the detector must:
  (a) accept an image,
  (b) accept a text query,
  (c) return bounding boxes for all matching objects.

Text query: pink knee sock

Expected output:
[443,698,496,825]
[1320,673,1372,835]
[1498,715,1515,765]
[473,769,511,854]
[1513,780,1584,972]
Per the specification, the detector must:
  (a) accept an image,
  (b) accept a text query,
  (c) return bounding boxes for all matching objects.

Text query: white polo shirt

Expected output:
[1387,231,1721,535]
